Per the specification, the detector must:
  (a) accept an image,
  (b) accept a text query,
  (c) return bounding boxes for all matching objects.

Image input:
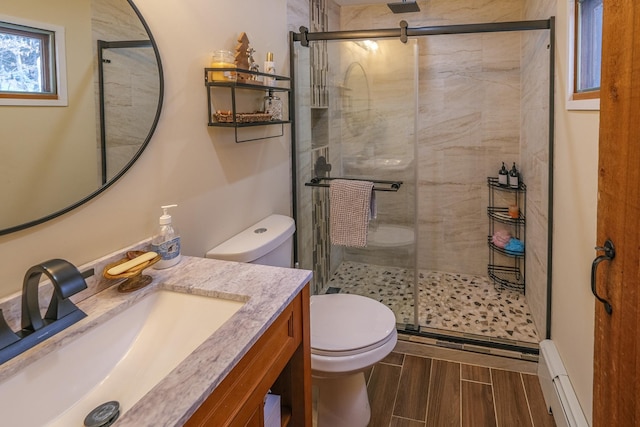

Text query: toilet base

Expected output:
[315,372,370,427]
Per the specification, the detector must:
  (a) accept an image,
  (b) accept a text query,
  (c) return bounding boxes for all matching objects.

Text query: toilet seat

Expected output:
[310,294,396,357]
[311,294,398,426]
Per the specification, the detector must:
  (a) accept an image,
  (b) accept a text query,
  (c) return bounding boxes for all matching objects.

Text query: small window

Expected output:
[0,15,66,106]
[574,0,603,99]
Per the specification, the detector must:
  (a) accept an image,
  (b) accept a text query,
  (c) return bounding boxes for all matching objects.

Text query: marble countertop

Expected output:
[0,255,312,426]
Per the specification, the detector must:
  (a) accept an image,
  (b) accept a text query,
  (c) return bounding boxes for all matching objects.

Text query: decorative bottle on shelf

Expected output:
[508,162,520,189]
[264,52,276,86]
[498,162,508,186]
[264,89,282,121]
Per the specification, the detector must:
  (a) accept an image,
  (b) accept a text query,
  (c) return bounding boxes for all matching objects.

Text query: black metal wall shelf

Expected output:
[488,265,525,291]
[487,207,525,225]
[487,176,526,292]
[487,177,526,192]
[204,67,291,143]
[209,120,291,128]
[204,68,291,86]
[487,237,525,258]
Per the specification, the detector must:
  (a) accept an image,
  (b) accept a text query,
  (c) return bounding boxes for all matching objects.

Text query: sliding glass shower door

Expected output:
[293,38,419,328]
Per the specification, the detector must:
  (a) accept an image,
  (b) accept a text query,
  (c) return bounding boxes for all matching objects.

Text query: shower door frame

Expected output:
[289,18,555,354]
[97,39,154,185]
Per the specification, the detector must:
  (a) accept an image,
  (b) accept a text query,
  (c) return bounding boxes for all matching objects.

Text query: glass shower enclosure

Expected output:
[291,18,553,354]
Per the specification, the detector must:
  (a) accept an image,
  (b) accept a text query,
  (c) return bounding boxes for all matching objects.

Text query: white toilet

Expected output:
[311,293,397,427]
[206,214,397,427]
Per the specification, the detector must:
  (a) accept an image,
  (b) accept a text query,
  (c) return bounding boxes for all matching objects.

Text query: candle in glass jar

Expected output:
[210,50,236,81]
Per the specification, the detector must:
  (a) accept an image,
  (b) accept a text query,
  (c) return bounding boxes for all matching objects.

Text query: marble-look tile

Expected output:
[524,0,555,20]
[481,33,521,72]
[287,0,309,31]
[421,35,483,77]
[521,0,553,337]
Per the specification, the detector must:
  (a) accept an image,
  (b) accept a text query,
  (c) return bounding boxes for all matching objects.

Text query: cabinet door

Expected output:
[186,285,309,427]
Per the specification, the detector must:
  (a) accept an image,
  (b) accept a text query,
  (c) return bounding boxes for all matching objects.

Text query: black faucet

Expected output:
[0,259,88,365]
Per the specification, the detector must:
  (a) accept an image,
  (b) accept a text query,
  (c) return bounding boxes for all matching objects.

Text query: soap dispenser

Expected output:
[498,162,508,186]
[151,204,182,269]
[508,162,520,189]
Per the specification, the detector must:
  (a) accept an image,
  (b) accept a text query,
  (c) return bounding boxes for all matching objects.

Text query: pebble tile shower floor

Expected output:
[328,261,539,344]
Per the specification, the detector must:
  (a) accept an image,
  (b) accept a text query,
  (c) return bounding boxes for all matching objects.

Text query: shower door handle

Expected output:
[591,239,615,315]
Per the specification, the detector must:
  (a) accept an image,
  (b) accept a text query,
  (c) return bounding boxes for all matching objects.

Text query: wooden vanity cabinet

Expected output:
[186,284,311,427]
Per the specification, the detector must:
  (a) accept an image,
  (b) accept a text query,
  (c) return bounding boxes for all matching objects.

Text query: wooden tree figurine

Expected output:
[234,32,251,81]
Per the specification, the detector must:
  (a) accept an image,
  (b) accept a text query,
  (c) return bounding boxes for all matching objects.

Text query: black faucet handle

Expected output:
[22,259,88,331]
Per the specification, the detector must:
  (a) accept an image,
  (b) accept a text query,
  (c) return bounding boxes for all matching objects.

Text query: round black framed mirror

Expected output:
[0,0,163,235]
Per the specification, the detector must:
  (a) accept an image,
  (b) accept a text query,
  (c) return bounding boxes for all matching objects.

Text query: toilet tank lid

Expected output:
[206,214,295,263]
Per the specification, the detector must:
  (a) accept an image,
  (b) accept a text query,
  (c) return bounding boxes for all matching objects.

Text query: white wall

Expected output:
[550,0,599,423]
[0,0,292,298]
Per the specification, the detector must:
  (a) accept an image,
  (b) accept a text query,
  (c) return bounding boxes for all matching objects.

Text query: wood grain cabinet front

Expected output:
[186,284,311,427]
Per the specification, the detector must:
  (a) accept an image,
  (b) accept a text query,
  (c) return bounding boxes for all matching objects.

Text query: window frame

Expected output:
[573,0,602,98]
[0,14,67,106]
[566,0,600,110]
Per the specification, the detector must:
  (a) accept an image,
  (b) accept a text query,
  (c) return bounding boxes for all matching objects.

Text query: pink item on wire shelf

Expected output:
[491,229,511,248]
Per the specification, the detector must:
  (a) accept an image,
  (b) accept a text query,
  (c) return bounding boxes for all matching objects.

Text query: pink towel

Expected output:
[329,179,375,247]
[492,229,511,248]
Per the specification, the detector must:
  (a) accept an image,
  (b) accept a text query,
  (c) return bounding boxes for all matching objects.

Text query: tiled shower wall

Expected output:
[289,0,342,294]
[288,0,313,286]
[522,0,554,340]
[337,39,418,269]
[341,0,525,278]
[91,0,160,181]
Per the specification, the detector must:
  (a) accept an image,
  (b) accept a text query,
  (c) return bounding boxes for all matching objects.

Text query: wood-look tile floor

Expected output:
[363,351,556,427]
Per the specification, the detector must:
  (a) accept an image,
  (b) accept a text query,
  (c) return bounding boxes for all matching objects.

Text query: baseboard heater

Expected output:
[537,340,590,427]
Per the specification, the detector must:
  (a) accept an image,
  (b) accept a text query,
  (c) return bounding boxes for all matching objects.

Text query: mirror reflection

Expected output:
[343,62,370,137]
[0,0,162,234]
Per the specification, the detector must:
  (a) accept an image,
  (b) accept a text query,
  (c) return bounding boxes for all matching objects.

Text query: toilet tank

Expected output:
[205,214,295,268]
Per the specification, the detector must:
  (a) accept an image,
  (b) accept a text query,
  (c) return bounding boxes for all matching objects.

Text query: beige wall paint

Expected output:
[550,0,598,423]
[0,0,291,298]
[1,0,98,228]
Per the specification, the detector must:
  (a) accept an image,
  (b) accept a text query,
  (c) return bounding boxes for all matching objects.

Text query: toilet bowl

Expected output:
[311,293,397,427]
[206,215,397,427]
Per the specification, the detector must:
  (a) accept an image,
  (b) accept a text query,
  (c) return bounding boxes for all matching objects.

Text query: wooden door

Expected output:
[593,0,640,425]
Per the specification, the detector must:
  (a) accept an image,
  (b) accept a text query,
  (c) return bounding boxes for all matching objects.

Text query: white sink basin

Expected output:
[0,290,244,427]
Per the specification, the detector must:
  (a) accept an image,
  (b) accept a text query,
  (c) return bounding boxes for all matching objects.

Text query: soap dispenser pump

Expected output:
[498,162,508,186]
[151,204,182,269]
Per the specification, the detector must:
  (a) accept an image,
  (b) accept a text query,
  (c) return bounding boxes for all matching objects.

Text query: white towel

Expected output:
[329,179,375,247]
